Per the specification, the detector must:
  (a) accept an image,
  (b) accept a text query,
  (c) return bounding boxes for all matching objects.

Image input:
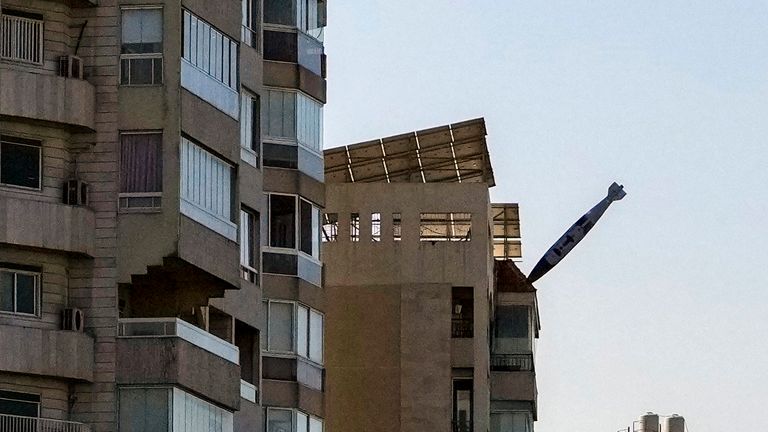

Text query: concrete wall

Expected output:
[490,371,537,402]
[116,337,241,410]
[0,66,95,130]
[324,182,494,432]
[0,324,94,381]
[0,196,95,256]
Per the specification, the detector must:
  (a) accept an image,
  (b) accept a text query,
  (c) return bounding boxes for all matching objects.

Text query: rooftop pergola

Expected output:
[324,118,495,185]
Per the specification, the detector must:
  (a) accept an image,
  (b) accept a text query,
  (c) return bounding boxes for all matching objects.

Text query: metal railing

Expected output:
[117,317,240,364]
[452,420,472,432]
[1,14,44,64]
[451,319,473,338]
[491,353,534,372]
[0,413,91,432]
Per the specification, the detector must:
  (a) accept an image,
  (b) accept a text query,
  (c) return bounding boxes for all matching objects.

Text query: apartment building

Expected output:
[321,119,539,432]
[0,0,326,431]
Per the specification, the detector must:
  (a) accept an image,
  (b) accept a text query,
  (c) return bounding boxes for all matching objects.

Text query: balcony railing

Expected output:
[491,353,534,372]
[452,420,472,432]
[0,413,91,432]
[117,318,239,364]
[1,14,44,65]
[451,319,473,338]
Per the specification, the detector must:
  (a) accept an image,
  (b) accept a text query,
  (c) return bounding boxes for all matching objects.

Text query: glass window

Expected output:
[121,8,163,85]
[182,10,238,89]
[120,133,162,194]
[263,143,298,169]
[240,208,259,281]
[496,305,529,339]
[296,412,308,432]
[270,195,296,248]
[490,412,533,432]
[309,417,323,432]
[242,0,260,49]
[309,309,323,363]
[296,93,323,153]
[241,91,261,165]
[297,304,309,358]
[0,390,40,417]
[0,136,41,189]
[453,379,472,432]
[264,90,297,141]
[118,387,170,432]
[299,199,320,257]
[264,0,295,26]
[0,268,39,316]
[180,137,234,222]
[268,302,293,352]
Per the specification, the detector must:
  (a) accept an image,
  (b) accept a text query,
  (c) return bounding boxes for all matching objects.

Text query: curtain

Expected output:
[120,134,162,193]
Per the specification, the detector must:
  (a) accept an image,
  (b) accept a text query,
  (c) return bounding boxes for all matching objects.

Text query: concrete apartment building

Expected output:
[0,0,327,431]
[322,119,539,432]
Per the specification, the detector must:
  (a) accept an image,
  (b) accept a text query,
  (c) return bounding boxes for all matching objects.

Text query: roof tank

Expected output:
[661,415,685,432]
[636,412,660,432]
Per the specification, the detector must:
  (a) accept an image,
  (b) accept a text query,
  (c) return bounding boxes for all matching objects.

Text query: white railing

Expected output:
[240,379,257,403]
[117,318,240,364]
[1,14,44,65]
[0,413,91,432]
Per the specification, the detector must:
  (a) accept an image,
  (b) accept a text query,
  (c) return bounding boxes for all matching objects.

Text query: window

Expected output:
[297,304,323,363]
[182,10,238,89]
[453,379,473,432]
[0,136,40,189]
[371,212,381,241]
[490,412,533,432]
[265,300,323,365]
[392,213,402,241]
[0,390,39,417]
[119,387,233,432]
[119,133,162,209]
[496,305,529,339]
[240,91,261,167]
[321,213,337,242]
[267,408,323,432]
[269,195,296,249]
[180,136,236,239]
[240,207,259,282]
[242,0,260,49]
[121,7,163,85]
[0,268,39,316]
[268,194,321,259]
[299,200,320,258]
[349,213,359,242]
[0,10,44,64]
[264,0,295,26]
[263,143,298,169]
[420,213,471,241]
[263,90,322,153]
[452,287,473,338]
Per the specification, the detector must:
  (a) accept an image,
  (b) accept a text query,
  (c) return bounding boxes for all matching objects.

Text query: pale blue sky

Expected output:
[324,2,768,431]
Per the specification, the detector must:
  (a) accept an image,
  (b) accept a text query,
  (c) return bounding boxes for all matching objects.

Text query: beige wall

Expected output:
[324,182,494,432]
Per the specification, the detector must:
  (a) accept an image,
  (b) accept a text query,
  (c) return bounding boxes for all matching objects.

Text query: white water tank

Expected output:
[636,412,660,432]
[661,415,685,432]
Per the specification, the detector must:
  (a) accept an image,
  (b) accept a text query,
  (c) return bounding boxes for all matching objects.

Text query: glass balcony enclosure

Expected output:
[492,304,535,371]
[264,0,326,41]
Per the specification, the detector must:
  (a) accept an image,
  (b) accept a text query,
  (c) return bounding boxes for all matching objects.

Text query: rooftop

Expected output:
[324,118,495,185]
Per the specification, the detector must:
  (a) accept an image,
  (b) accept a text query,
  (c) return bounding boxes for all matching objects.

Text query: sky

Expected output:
[323,1,768,431]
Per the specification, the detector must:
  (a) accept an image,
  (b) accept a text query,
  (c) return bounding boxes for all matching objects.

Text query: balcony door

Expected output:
[452,379,472,432]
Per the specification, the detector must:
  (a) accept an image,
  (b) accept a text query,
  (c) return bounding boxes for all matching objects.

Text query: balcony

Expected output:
[491,353,534,372]
[0,324,94,382]
[116,318,241,409]
[0,197,95,256]
[0,66,96,131]
[0,413,91,432]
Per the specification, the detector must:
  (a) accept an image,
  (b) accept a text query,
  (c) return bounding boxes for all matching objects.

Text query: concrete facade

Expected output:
[0,0,327,431]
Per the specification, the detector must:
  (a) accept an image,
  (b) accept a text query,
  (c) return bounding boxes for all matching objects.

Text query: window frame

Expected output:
[240,206,259,282]
[118,131,163,212]
[0,267,41,317]
[240,89,261,168]
[242,0,261,51]
[182,9,239,90]
[0,389,41,417]
[266,407,324,432]
[264,299,324,366]
[265,193,322,263]
[0,135,42,191]
[262,87,323,156]
[119,6,164,86]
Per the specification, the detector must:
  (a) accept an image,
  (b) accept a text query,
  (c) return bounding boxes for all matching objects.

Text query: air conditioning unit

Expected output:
[59,55,83,79]
[63,179,89,206]
[62,308,85,332]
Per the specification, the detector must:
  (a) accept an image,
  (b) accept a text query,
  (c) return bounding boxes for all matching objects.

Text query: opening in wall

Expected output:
[420,213,471,241]
[119,132,162,210]
[0,136,41,190]
[350,213,359,242]
[371,212,381,241]
[240,207,260,283]
[392,213,402,241]
[0,267,40,317]
[321,213,337,242]
[120,7,163,86]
